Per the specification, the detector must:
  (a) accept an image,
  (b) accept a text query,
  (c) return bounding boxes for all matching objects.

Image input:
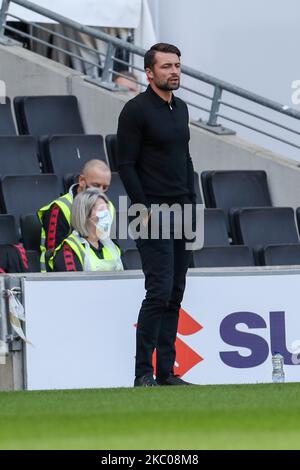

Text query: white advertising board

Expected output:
[23,271,300,390]
[7,0,142,27]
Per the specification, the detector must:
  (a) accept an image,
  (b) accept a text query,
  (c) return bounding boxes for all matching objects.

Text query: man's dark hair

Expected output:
[144,43,181,70]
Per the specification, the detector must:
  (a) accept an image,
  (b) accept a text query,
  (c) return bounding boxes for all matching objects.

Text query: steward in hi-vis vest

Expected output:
[37,159,113,272]
[38,186,115,272]
[48,231,123,272]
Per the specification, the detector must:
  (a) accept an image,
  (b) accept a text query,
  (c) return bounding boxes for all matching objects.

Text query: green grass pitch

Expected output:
[0,383,300,450]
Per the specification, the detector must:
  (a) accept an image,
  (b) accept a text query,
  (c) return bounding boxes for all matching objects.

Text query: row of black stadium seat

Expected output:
[2,94,300,270]
[2,202,300,270]
[0,173,129,223]
[0,96,118,183]
[0,134,115,192]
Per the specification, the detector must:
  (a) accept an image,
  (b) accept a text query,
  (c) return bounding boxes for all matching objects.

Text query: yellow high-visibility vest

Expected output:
[38,186,115,272]
[38,191,73,272]
[49,231,123,272]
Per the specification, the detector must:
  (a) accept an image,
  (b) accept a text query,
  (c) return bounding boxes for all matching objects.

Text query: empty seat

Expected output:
[14,95,84,137]
[193,246,254,268]
[122,248,142,270]
[231,207,299,249]
[0,215,19,244]
[41,134,107,179]
[193,171,202,204]
[258,244,300,266]
[26,250,41,272]
[0,97,17,136]
[105,134,118,172]
[20,214,41,251]
[0,175,61,225]
[204,209,229,246]
[112,211,137,251]
[201,170,272,210]
[63,172,79,192]
[106,172,130,211]
[295,208,300,234]
[0,136,40,176]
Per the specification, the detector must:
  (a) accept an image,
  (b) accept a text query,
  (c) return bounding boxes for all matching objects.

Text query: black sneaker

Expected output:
[134,374,158,387]
[157,374,194,386]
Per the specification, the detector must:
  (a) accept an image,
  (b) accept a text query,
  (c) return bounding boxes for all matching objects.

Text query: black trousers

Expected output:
[135,232,193,379]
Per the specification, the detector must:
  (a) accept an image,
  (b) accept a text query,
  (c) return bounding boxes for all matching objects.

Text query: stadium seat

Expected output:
[20,214,41,251]
[105,134,118,172]
[258,244,300,266]
[0,214,19,244]
[112,211,137,251]
[63,173,79,192]
[201,170,272,210]
[0,97,17,136]
[26,250,41,272]
[295,208,300,234]
[193,246,254,268]
[204,209,229,246]
[122,248,142,270]
[0,174,61,225]
[106,172,130,211]
[231,207,299,249]
[0,136,40,175]
[40,134,107,181]
[193,171,202,204]
[14,95,84,136]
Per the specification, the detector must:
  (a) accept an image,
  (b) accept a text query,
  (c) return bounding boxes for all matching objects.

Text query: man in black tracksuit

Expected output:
[117,43,196,387]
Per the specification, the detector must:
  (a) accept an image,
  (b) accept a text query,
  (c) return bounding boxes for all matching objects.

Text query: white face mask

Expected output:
[95,209,112,240]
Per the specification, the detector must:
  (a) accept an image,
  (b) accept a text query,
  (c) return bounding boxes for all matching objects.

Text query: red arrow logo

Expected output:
[152,308,203,377]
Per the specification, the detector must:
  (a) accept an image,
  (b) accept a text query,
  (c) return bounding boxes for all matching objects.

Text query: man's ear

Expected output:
[145,67,153,81]
[78,175,85,191]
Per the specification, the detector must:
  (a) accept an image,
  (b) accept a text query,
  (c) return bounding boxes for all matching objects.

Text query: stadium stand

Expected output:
[258,244,300,266]
[20,214,41,252]
[0,97,17,136]
[203,209,229,246]
[191,208,252,267]
[193,171,202,204]
[0,174,61,226]
[193,246,254,268]
[0,214,19,244]
[122,248,142,270]
[114,211,136,251]
[230,207,299,249]
[26,250,41,272]
[296,208,300,234]
[40,134,107,185]
[0,136,40,175]
[201,170,272,211]
[14,95,85,136]
[106,172,130,211]
[105,134,118,172]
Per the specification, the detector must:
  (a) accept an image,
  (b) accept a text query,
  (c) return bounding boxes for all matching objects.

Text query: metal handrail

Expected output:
[0,0,300,152]
[4,23,104,73]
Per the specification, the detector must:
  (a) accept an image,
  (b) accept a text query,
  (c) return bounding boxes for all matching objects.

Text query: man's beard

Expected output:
[154,77,180,91]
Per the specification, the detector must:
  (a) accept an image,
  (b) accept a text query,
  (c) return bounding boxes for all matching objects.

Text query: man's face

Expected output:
[146,52,181,91]
[78,169,111,193]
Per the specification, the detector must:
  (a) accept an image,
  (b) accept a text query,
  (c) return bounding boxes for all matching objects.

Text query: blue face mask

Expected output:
[95,209,112,239]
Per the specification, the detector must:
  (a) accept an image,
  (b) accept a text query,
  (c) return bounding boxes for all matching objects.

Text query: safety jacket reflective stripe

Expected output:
[38,192,73,272]
[38,188,115,272]
[48,232,121,272]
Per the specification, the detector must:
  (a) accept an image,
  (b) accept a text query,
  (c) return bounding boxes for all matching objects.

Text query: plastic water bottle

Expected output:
[272,352,285,383]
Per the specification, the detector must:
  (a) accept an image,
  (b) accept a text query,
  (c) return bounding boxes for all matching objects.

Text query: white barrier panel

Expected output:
[23,271,300,390]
